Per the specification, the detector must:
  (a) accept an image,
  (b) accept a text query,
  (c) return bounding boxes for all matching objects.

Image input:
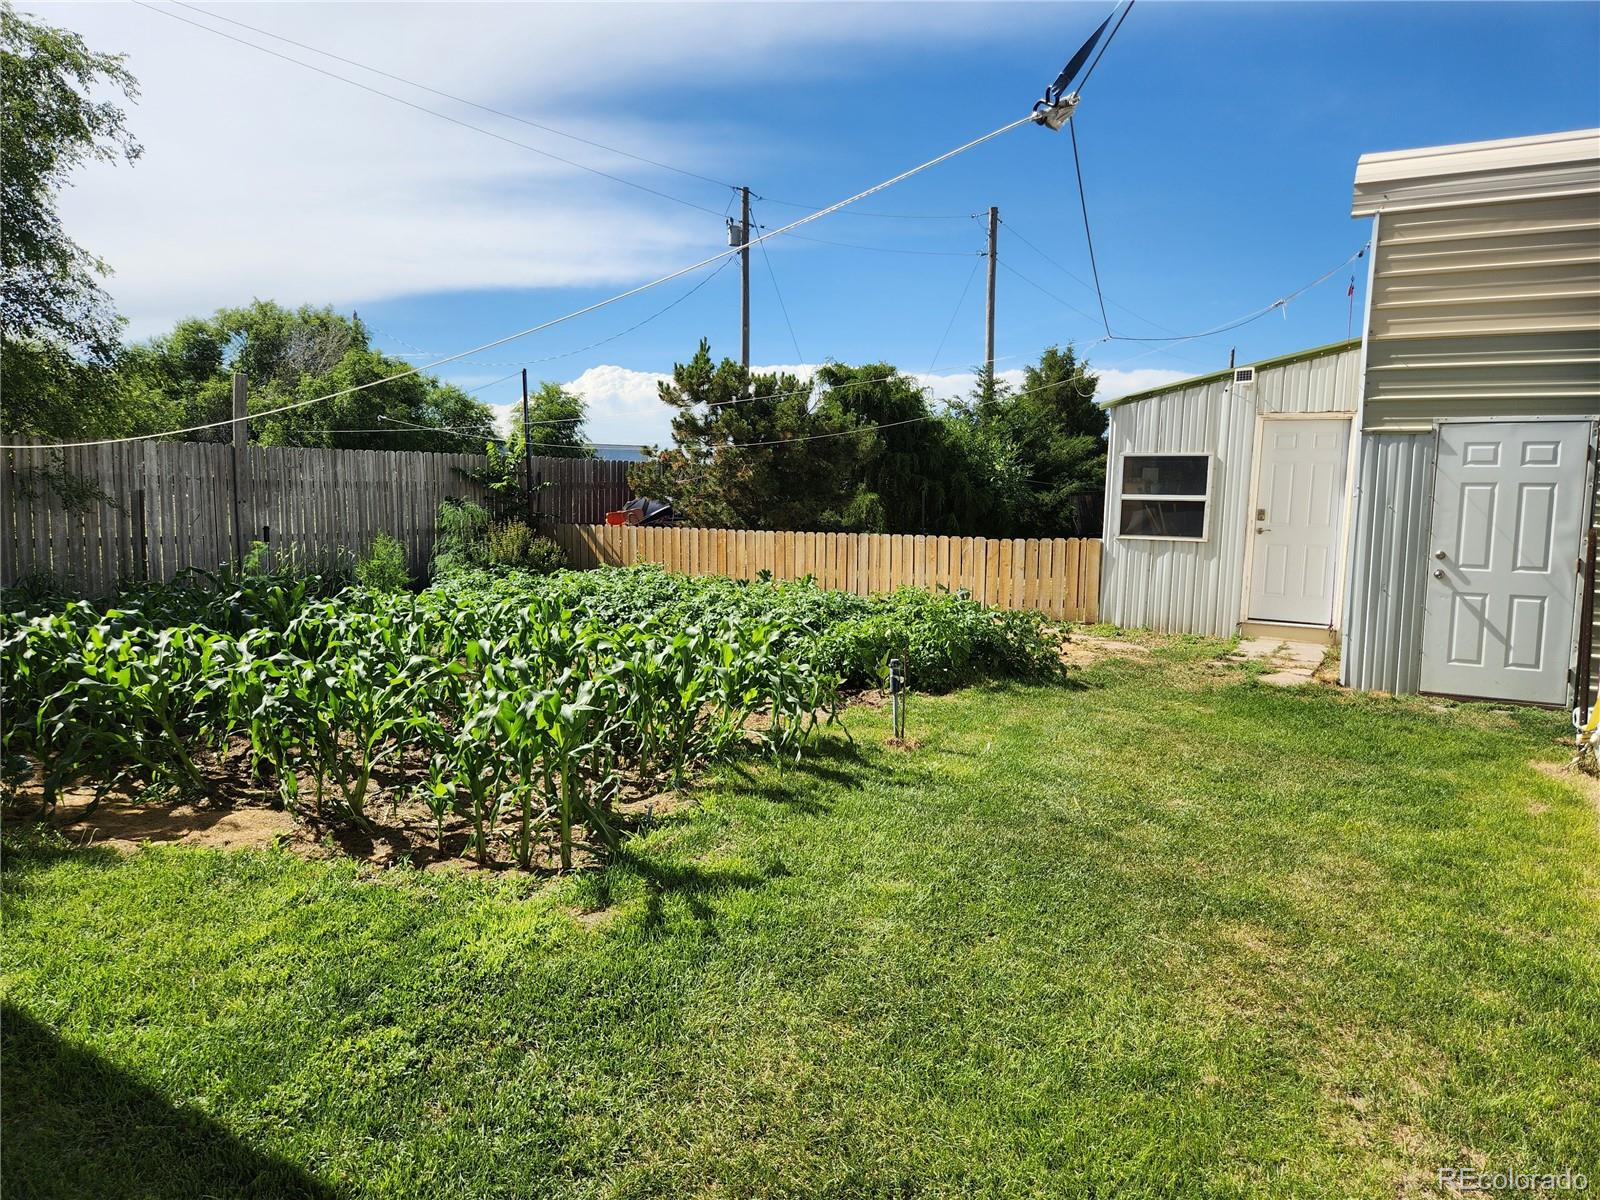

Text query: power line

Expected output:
[725,369,1107,450]
[6,110,1037,450]
[753,195,979,220]
[755,223,804,363]
[134,1,729,218]
[1095,243,1369,347]
[757,226,983,256]
[1076,0,1137,94]
[1000,216,1179,334]
[927,257,985,373]
[161,2,992,226]
[173,1,737,195]
[996,259,1103,326]
[522,256,737,366]
[1068,120,1112,337]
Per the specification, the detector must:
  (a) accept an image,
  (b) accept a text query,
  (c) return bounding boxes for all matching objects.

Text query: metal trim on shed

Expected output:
[1352,128,1600,215]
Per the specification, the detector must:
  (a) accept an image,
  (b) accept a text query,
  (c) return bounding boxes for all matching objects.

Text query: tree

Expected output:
[627,341,839,529]
[628,341,988,534]
[519,382,595,459]
[117,301,498,452]
[955,345,1106,535]
[1,2,141,437]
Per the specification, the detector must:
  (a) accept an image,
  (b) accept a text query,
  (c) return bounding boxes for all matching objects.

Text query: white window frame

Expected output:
[1116,451,1213,542]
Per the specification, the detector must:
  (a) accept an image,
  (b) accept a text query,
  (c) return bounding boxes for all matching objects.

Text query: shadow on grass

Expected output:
[585,846,779,939]
[1,1003,336,1200]
[1,822,127,876]
[719,735,888,814]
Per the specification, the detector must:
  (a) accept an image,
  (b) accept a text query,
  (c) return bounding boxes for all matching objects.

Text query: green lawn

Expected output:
[4,637,1598,1199]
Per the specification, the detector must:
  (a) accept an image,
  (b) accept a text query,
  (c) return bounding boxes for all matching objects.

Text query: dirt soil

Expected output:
[1532,758,1600,818]
[40,789,297,854]
[1058,634,1151,669]
[6,748,686,876]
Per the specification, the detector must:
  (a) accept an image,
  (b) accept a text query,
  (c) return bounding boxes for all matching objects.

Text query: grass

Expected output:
[4,636,1598,1199]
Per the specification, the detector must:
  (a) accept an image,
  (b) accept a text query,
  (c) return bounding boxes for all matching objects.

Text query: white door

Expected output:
[1247,418,1351,625]
[1422,421,1590,704]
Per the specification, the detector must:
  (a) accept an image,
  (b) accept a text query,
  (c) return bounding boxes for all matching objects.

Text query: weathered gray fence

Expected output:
[531,456,632,525]
[0,440,490,591]
[1,440,638,593]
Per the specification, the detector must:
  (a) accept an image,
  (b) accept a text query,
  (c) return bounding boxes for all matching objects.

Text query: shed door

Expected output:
[1421,421,1589,704]
[1247,419,1350,625]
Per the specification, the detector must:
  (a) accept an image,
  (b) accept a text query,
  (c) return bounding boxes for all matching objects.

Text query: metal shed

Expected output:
[1099,340,1363,640]
[1341,128,1600,705]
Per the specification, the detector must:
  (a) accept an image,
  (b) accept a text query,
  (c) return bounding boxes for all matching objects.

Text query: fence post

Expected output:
[230,372,248,567]
[521,368,533,526]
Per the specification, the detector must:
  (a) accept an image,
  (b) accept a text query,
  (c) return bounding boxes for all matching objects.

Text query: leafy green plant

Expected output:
[431,498,490,578]
[2,553,1061,870]
[485,521,566,574]
[355,533,411,592]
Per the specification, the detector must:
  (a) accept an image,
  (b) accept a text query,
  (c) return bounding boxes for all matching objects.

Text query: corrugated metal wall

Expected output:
[1339,433,1435,694]
[1100,346,1360,636]
[1363,192,1600,430]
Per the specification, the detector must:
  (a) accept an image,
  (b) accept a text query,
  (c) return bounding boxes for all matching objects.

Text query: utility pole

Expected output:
[230,371,247,568]
[985,206,999,395]
[521,368,532,524]
[740,186,751,370]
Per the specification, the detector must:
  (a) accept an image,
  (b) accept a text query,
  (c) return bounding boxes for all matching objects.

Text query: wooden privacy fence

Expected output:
[555,524,1101,620]
[532,457,631,525]
[0,440,491,591]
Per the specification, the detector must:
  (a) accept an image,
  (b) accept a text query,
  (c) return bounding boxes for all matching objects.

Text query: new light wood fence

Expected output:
[555,524,1101,620]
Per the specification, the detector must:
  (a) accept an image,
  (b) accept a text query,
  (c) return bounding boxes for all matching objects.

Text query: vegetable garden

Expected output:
[1,563,1062,869]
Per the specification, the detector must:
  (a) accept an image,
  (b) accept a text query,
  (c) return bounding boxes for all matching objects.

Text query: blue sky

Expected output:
[47,2,1600,445]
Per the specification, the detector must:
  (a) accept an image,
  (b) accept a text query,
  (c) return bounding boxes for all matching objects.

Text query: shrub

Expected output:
[355,533,411,592]
[432,565,1064,692]
[431,499,490,577]
[485,520,567,574]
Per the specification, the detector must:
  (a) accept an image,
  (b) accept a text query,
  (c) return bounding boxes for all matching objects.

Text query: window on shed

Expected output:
[1118,454,1211,540]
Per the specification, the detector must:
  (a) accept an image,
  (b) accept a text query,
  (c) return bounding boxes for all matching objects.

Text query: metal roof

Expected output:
[1101,338,1362,409]
[1351,128,1600,216]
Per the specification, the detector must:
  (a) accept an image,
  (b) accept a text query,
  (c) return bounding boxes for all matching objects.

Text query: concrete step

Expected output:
[1239,620,1336,647]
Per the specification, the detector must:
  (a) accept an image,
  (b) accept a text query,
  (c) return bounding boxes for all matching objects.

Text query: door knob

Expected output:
[1256,526,1270,533]
[1433,569,1445,578]
[1434,550,1446,560]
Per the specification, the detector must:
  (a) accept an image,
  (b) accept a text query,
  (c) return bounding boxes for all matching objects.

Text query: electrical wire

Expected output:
[162,2,990,225]
[723,368,1108,449]
[1068,120,1112,337]
[996,259,1103,326]
[753,195,979,220]
[927,256,985,373]
[757,227,983,256]
[172,1,738,194]
[1075,0,1136,94]
[1000,216,1179,334]
[1095,243,1369,347]
[756,228,805,363]
[6,110,1037,450]
[461,371,523,396]
[366,257,733,370]
[133,1,729,218]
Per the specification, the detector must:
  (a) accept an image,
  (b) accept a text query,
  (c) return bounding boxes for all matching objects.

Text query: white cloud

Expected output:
[1094,367,1193,403]
[488,359,1195,450]
[40,2,999,336]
